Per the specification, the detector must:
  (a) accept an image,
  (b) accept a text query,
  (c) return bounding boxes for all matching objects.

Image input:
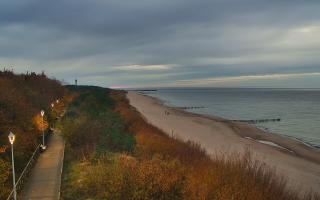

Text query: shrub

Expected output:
[60,86,135,161]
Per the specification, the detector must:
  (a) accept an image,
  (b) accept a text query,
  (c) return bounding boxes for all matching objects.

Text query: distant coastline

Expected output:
[127,89,158,92]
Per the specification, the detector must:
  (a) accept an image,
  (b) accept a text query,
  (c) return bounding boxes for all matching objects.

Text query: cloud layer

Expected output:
[1,0,320,87]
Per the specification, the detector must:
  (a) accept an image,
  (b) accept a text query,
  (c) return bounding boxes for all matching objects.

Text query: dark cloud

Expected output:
[0,0,320,87]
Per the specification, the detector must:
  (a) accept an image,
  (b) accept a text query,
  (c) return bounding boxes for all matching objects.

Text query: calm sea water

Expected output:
[145,88,320,148]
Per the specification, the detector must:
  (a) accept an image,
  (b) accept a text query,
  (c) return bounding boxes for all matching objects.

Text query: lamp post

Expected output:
[51,103,55,130]
[40,110,46,150]
[8,132,17,200]
[56,99,62,118]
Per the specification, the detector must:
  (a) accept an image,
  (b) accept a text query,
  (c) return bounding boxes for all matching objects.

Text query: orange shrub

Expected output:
[33,113,49,132]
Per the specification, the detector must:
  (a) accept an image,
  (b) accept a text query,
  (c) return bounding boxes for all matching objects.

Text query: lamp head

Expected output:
[41,110,45,116]
[51,103,54,108]
[8,132,15,144]
[56,99,59,103]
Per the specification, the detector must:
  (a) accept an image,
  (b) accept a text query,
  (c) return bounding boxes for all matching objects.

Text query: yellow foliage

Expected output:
[33,113,49,132]
[0,145,8,153]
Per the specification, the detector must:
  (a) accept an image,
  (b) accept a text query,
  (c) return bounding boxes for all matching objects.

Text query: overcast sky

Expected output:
[1,0,320,88]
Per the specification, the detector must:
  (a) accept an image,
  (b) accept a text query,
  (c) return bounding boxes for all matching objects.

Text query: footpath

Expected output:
[21,131,65,200]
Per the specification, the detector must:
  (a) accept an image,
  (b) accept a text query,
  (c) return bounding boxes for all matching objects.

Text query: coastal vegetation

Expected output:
[61,87,319,200]
[0,70,67,198]
[0,71,318,199]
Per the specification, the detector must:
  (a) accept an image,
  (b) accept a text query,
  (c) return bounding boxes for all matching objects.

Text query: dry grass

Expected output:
[61,89,319,200]
[111,90,319,200]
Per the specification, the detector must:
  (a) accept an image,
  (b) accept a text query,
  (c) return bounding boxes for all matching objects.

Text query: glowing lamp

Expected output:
[8,132,15,145]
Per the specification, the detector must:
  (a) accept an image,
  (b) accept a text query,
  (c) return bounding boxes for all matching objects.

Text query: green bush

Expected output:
[60,86,135,159]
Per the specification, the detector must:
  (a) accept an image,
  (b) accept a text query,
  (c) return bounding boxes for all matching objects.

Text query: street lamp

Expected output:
[51,103,55,130]
[8,132,17,200]
[40,110,46,150]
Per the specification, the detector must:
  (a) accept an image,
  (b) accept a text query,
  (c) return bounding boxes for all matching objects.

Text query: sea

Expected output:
[143,88,320,149]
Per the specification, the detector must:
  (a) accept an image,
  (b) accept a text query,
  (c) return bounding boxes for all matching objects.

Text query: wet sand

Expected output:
[127,91,320,193]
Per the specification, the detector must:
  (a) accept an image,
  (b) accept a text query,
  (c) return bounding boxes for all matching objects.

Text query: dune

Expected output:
[127,91,320,193]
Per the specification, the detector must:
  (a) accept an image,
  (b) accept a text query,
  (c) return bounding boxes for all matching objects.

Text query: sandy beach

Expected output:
[127,91,320,193]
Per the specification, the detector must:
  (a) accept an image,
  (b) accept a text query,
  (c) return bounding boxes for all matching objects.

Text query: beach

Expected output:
[127,91,320,193]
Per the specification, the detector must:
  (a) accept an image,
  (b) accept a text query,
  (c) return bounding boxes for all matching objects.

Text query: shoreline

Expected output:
[144,91,320,150]
[138,92,320,162]
[127,91,320,193]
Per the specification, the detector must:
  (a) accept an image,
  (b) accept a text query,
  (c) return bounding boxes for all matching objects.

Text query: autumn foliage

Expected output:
[0,70,67,198]
[33,113,49,133]
[61,88,319,200]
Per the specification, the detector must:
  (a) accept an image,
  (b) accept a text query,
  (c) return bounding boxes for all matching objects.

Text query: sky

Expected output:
[1,0,320,88]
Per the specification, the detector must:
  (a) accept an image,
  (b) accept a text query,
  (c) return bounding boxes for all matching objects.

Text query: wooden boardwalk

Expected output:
[21,131,65,200]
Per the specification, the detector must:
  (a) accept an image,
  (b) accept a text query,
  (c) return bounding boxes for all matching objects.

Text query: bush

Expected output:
[60,86,135,161]
[63,154,185,200]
